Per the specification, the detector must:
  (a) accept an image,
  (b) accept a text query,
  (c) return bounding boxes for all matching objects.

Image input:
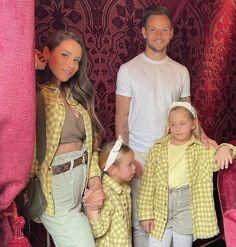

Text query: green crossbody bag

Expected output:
[17,87,47,220]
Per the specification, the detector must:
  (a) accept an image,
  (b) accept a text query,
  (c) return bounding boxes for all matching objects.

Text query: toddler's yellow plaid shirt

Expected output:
[90,174,132,247]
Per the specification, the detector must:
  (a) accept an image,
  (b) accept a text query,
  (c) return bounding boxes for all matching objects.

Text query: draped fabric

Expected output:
[0,202,31,247]
[35,0,236,145]
[0,1,35,211]
[217,140,236,247]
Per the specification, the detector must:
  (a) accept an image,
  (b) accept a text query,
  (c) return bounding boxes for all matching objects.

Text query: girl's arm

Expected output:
[84,198,114,238]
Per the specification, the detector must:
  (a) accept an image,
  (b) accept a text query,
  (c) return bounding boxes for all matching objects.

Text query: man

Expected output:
[115,4,215,247]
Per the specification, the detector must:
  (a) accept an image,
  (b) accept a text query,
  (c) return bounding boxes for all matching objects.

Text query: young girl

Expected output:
[84,136,136,247]
[138,102,236,247]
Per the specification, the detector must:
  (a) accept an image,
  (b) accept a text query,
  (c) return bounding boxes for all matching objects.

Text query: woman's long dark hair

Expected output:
[37,30,103,150]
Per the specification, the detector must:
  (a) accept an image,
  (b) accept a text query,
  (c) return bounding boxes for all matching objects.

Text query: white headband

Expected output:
[104,135,123,171]
[168,102,196,118]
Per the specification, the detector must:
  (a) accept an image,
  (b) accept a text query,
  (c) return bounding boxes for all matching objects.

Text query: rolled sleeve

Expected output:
[88,151,101,179]
[90,202,114,238]
[116,65,132,97]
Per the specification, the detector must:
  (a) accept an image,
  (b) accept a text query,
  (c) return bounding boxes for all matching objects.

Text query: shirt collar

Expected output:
[156,134,202,146]
[103,174,131,195]
[41,83,78,104]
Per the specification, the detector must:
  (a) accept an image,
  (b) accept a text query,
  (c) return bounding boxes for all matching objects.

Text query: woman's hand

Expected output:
[35,49,47,70]
[214,145,233,169]
[140,219,155,233]
[82,188,105,210]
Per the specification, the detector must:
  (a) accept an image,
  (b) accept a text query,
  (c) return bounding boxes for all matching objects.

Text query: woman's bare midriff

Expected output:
[55,141,83,156]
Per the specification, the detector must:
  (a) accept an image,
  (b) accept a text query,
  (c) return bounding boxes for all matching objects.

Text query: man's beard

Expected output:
[147,41,168,53]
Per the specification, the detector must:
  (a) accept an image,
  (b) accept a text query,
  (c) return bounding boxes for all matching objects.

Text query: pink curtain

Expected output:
[0,1,35,211]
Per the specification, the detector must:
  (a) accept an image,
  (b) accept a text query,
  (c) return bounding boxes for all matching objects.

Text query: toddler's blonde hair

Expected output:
[98,141,133,171]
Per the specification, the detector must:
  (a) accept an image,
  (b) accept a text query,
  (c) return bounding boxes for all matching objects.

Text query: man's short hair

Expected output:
[142,5,172,27]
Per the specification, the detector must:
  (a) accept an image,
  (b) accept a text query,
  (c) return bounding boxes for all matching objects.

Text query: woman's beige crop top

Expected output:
[59,100,86,144]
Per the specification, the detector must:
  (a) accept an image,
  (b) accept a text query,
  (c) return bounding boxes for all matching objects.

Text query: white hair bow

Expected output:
[104,135,123,171]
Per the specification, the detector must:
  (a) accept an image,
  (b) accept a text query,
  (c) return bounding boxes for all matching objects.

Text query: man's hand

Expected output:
[200,132,218,149]
[133,160,144,178]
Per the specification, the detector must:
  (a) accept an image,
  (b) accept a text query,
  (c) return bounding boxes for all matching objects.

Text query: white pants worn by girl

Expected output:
[40,149,95,247]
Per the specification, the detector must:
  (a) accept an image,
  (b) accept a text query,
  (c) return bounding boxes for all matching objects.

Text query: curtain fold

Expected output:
[164,0,191,26]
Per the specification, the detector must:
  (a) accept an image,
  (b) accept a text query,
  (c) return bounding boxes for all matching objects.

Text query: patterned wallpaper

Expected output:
[168,0,236,143]
[35,0,236,144]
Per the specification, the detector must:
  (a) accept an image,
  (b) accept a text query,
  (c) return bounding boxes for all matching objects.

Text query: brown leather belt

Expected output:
[52,152,88,175]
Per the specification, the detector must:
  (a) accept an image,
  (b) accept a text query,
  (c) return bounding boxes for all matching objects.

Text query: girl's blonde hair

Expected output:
[165,105,201,140]
[98,141,133,171]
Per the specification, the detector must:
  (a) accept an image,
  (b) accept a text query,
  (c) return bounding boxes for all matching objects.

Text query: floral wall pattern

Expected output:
[35,0,236,143]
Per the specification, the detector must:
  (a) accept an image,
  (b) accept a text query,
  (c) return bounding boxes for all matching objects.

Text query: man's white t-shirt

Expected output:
[116,53,190,153]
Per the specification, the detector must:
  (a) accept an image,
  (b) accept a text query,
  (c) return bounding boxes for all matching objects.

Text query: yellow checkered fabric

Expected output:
[138,134,236,240]
[32,84,100,216]
[90,174,132,247]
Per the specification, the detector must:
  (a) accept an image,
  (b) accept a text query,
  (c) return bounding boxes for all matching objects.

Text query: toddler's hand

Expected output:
[214,145,233,169]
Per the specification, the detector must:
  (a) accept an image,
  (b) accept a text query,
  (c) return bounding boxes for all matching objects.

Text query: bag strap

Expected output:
[36,86,46,166]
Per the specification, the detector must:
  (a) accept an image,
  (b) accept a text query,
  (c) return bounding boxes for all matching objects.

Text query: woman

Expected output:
[34,30,104,247]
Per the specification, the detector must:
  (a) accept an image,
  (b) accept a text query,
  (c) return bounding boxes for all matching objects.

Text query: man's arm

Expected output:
[115,95,131,145]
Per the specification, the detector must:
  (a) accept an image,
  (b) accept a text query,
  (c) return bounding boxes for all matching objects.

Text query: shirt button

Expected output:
[52,145,57,149]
